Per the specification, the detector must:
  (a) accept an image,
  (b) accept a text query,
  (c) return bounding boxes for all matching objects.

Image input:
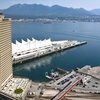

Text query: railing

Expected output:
[51,79,81,100]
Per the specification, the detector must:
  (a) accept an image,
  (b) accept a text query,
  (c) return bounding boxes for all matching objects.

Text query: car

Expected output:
[92,85,95,87]
[95,82,98,84]
[57,82,61,85]
[70,75,74,78]
[87,80,90,83]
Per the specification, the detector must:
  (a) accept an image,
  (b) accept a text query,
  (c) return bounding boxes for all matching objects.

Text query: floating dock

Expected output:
[45,72,53,80]
[45,70,60,80]
[12,41,87,64]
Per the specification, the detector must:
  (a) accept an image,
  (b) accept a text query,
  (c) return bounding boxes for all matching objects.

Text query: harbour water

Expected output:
[13,21,100,82]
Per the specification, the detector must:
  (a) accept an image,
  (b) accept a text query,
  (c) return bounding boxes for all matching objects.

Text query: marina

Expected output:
[45,69,60,80]
[12,39,87,64]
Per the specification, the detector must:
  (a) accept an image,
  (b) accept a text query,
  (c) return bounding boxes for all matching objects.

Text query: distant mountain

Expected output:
[91,9,100,15]
[1,4,94,18]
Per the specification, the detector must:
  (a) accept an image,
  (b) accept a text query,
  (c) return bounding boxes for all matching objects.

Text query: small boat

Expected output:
[45,72,53,79]
[44,21,52,24]
[45,69,60,80]
[51,72,59,77]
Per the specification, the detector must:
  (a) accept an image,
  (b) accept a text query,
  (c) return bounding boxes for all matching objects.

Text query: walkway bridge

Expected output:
[51,77,81,100]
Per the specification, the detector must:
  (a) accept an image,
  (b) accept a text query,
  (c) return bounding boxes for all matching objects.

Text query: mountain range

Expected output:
[1,4,100,18]
[91,9,100,15]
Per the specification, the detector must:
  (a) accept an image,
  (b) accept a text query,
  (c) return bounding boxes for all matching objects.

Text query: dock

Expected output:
[45,69,61,80]
[56,68,69,74]
[45,72,53,80]
[12,41,87,64]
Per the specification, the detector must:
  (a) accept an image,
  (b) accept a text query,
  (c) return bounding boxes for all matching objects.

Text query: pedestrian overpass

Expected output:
[51,77,81,100]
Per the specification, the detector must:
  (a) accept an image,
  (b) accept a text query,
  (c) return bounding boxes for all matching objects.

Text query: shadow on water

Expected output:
[13,47,77,82]
[13,47,76,72]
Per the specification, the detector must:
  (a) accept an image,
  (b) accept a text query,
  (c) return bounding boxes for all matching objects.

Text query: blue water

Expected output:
[12,21,100,82]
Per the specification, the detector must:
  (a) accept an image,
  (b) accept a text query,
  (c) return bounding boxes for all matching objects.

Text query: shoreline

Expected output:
[13,66,100,100]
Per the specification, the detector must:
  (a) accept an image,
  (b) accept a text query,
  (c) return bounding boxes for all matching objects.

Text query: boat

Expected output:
[44,21,52,24]
[45,72,53,79]
[45,69,60,80]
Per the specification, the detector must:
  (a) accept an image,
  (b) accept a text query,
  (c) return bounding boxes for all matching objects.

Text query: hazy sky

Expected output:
[0,0,100,10]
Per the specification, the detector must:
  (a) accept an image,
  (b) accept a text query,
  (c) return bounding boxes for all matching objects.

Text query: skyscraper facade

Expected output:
[0,13,12,90]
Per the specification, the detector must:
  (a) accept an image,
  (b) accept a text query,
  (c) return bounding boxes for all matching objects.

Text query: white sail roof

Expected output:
[32,37,36,42]
[27,38,31,42]
[12,38,52,55]
[21,39,27,44]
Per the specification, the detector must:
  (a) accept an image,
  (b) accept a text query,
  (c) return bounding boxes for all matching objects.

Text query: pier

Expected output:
[56,68,69,74]
[12,41,87,64]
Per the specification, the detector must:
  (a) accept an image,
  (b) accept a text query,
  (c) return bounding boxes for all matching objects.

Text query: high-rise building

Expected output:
[0,13,13,90]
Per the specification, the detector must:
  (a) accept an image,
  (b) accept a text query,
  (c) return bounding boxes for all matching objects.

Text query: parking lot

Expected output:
[73,76,100,93]
[45,71,81,89]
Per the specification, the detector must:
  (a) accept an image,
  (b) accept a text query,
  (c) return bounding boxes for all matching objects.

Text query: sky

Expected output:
[0,0,100,10]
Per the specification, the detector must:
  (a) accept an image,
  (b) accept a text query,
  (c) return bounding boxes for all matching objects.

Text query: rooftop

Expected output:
[1,78,31,99]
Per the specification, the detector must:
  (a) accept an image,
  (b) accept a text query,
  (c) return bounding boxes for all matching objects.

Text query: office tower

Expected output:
[0,13,12,90]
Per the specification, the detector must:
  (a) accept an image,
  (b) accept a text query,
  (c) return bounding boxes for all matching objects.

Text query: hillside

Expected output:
[1,4,94,18]
[91,9,100,15]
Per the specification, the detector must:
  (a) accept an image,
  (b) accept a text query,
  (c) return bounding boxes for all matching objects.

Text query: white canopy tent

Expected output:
[12,38,52,55]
